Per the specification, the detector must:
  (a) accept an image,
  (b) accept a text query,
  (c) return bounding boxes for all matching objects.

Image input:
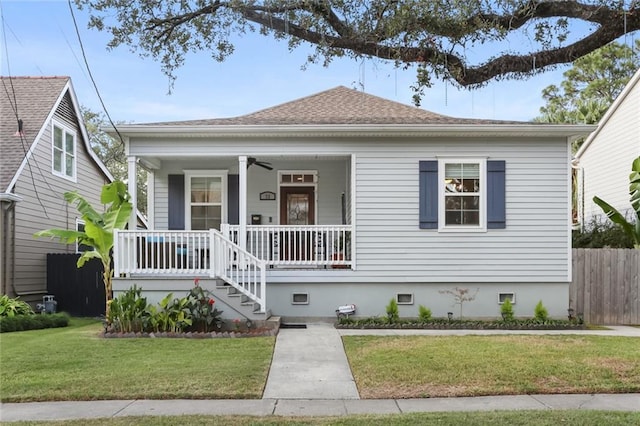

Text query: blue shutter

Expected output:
[419,161,438,229]
[487,160,506,229]
[168,174,185,230]
[228,174,239,225]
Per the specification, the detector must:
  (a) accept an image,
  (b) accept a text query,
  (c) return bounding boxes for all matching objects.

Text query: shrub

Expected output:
[385,298,399,323]
[0,313,69,333]
[418,305,432,322]
[185,284,223,332]
[107,285,151,333]
[572,219,634,248]
[500,298,514,321]
[0,295,34,317]
[534,300,549,322]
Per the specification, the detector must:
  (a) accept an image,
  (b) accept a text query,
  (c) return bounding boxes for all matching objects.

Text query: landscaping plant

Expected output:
[593,155,640,248]
[185,281,223,332]
[439,287,479,319]
[106,285,151,333]
[385,298,399,324]
[0,295,34,317]
[534,300,549,322]
[500,298,515,321]
[418,305,432,322]
[35,181,132,317]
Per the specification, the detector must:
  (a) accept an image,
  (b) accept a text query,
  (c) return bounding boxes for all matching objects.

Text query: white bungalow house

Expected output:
[111,87,593,321]
[574,67,640,227]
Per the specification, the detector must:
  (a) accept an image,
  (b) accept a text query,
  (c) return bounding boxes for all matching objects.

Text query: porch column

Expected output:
[238,156,247,253]
[127,156,137,229]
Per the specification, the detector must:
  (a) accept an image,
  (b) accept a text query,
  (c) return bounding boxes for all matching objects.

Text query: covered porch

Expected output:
[122,154,354,271]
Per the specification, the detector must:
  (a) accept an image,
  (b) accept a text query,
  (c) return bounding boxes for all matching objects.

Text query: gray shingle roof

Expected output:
[0,76,69,192]
[144,86,526,126]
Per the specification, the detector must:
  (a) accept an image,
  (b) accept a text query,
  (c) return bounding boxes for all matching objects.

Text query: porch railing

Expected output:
[222,225,352,268]
[113,229,267,313]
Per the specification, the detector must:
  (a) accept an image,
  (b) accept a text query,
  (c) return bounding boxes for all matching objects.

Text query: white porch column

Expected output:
[238,156,247,253]
[127,156,137,229]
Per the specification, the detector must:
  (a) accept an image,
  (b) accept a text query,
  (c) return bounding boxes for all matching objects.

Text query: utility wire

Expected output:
[1,2,51,218]
[67,0,125,146]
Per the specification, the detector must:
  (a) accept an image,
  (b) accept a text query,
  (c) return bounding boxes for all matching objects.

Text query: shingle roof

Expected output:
[145,86,525,126]
[0,76,69,192]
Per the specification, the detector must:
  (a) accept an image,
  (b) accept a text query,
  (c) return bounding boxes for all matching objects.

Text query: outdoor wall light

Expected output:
[567,308,575,321]
[447,312,453,321]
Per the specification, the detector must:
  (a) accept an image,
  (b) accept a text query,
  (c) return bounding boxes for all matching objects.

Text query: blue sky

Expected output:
[1,0,582,123]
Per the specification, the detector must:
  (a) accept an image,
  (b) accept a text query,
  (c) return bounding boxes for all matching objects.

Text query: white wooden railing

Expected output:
[222,224,352,268]
[113,229,267,313]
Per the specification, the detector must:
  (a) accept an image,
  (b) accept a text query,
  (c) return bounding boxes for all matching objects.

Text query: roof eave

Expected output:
[107,123,596,139]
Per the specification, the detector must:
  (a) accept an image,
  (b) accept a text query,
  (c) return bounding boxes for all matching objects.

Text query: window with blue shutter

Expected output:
[419,159,506,230]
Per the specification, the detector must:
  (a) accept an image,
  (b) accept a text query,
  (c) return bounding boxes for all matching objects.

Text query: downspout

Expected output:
[570,158,584,232]
[0,193,22,296]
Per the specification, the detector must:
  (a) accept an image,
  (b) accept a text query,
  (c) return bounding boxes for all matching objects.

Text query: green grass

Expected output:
[4,411,640,425]
[343,335,640,398]
[0,318,275,402]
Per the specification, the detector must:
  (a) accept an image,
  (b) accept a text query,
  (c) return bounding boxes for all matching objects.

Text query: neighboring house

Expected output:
[111,86,593,321]
[574,67,640,227]
[0,76,114,305]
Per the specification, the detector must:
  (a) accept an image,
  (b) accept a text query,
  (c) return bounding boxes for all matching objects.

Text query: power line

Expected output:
[67,0,125,147]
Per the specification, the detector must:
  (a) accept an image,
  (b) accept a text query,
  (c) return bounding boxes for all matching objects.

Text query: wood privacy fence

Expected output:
[570,249,639,325]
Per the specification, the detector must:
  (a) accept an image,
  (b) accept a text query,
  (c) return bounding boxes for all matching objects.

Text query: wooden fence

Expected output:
[570,249,639,325]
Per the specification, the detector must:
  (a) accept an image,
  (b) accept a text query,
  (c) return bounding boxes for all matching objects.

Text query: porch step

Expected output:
[209,281,269,321]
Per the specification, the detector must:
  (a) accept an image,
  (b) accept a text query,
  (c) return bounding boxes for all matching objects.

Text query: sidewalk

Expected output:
[2,324,639,422]
[3,394,639,421]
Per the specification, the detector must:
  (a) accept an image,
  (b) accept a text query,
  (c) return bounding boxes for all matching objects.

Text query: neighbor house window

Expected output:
[441,160,484,229]
[75,220,91,253]
[52,121,76,180]
[185,171,227,230]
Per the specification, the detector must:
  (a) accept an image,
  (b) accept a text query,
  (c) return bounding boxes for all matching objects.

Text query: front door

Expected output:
[280,186,315,261]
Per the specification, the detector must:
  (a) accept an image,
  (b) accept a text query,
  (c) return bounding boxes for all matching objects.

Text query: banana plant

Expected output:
[35,181,132,316]
[593,156,640,249]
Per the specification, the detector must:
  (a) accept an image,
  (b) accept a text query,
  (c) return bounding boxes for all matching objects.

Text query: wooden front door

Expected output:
[280,187,315,261]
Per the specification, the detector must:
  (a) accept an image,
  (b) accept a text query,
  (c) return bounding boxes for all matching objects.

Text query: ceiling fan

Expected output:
[247,157,273,170]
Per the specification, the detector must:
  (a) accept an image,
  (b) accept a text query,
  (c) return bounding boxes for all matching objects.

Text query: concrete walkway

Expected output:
[2,324,639,422]
[263,323,359,399]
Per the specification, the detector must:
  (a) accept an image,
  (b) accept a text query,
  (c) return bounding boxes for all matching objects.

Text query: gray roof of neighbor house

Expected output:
[0,76,70,192]
[144,86,526,126]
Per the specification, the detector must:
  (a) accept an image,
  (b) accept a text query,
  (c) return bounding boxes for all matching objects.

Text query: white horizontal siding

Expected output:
[136,136,570,283]
[580,81,640,222]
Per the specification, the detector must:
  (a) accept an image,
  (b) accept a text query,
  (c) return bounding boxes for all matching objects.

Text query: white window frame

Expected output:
[438,158,487,232]
[184,170,228,230]
[75,219,89,254]
[51,120,76,181]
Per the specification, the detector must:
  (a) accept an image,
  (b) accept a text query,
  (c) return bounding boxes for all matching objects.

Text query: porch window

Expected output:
[52,120,76,180]
[185,171,227,230]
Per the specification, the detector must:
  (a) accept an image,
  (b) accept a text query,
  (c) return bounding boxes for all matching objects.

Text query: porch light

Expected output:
[447,312,453,321]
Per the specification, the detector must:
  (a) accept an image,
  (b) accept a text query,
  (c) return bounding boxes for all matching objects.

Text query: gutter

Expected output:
[0,193,22,296]
[106,123,596,139]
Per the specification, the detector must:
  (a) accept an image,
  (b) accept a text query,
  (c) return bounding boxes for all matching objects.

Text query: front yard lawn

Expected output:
[0,318,275,402]
[343,335,640,398]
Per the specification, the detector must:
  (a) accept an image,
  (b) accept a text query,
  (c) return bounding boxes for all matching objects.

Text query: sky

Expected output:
[0,0,609,124]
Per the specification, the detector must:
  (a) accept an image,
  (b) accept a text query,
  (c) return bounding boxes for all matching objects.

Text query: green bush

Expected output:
[385,298,399,324]
[572,219,634,248]
[534,300,549,322]
[418,305,432,322]
[0,313,69,333]
[185,284,223,332]
[500,298,515,321]
[0,295,34,317]
[107,285,151,333]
